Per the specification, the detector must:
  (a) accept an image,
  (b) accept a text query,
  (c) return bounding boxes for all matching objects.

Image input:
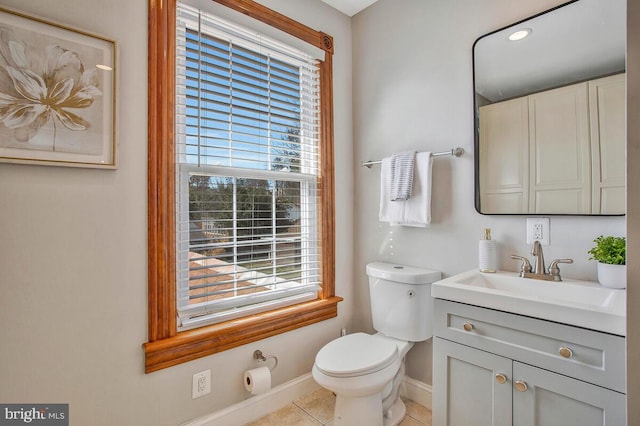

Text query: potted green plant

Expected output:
[587,236,626,289]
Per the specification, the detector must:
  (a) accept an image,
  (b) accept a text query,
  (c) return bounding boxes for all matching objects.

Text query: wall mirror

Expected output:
[473,0,625,215]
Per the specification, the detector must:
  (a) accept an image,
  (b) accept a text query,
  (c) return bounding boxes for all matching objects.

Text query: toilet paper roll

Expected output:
[244,366,271,395]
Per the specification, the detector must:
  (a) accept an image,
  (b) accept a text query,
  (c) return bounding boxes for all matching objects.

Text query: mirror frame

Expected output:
[472,0,625,216]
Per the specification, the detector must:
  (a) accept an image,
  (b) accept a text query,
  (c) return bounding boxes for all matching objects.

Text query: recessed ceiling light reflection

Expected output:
[508,29,532,41]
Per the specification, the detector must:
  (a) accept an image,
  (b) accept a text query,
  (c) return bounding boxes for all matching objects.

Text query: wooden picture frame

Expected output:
[0,7,116,168]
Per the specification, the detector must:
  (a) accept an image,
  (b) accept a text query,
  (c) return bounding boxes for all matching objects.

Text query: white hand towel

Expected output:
[379,157,404,223]
[389,151,416,201]
[400,152,433,227]
[379,152,433,227]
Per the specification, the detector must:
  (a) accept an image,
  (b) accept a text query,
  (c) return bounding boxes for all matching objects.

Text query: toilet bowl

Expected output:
[312,333,412,426]
[312,262,441,426]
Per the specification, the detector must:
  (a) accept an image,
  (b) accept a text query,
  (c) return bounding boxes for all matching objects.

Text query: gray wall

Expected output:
[351,0,625,384]
[0,1,353,425]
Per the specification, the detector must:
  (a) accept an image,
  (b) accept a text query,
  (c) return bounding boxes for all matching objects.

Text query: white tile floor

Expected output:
[244,387,432,426]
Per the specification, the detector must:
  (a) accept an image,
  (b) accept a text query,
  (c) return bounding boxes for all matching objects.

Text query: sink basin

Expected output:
[431,270,626,336]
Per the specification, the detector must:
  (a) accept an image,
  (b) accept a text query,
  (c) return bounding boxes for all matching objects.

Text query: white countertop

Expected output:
[431,269,626,336]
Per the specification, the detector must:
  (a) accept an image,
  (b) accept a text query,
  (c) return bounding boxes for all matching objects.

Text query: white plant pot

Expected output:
[597,262,626,289]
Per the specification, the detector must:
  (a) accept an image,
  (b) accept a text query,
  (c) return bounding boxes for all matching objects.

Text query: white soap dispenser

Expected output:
[479,228,497,273]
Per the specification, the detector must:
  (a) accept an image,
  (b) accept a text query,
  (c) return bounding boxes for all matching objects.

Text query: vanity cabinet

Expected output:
[433,299,626,426]
[478,73,625,215]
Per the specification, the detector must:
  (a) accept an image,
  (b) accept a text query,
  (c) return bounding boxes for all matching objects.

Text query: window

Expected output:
[176,5,323,329]
[145,0,339,373]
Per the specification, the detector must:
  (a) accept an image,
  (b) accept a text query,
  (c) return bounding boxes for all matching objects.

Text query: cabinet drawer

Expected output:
[434,299,626,393]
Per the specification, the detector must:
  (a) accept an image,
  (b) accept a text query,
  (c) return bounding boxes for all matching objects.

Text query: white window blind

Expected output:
[175,3,323,330]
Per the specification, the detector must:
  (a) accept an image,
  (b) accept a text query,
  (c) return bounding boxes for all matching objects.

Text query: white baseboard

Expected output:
[182,373,432,426]
[181,373,320,426]
[400,376,432,410]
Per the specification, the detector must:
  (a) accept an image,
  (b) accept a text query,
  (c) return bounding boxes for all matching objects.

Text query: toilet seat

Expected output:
[315,333,399,378]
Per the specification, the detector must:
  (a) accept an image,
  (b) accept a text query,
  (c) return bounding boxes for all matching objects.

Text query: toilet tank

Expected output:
[366,262,441,342]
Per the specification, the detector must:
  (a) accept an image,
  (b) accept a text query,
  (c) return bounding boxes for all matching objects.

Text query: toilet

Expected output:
[312,262,441,426]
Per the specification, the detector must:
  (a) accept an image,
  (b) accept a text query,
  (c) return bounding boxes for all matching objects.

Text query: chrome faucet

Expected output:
[510,241,573,282]
[531,240,546,275]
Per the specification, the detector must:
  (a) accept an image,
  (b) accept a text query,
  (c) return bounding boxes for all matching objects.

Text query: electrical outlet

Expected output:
[526,218,550,246]
[527,217,550,245]
[192,370,211,399]
[533,223,543,240]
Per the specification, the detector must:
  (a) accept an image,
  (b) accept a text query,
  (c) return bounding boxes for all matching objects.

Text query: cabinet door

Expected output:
[528,82,591,214]
[513,362,626,426]
[433,338,512,426]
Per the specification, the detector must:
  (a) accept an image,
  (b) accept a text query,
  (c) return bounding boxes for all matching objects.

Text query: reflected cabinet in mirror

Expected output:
[473,0,625,215]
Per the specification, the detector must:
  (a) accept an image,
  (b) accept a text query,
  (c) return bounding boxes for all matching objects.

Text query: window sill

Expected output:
[144,296,342,373]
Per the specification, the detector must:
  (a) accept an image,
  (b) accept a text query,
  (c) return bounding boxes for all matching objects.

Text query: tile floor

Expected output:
[244,387,432,426]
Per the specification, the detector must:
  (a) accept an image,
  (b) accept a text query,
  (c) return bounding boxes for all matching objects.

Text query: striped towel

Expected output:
[389,151,417,201]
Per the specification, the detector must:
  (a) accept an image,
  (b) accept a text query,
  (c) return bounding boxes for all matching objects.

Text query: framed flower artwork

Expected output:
[0,7,116,168]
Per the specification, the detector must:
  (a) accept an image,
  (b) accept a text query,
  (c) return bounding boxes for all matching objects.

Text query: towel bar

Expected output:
[361,147,464,168]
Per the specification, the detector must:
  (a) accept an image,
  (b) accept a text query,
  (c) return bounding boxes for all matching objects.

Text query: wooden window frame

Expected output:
[145,0,340,373]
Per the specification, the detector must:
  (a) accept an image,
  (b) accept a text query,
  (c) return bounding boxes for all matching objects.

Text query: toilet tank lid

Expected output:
[366,262,441,284]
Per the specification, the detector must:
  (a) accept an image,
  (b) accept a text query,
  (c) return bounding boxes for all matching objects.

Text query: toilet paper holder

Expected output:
[253,350,278,371]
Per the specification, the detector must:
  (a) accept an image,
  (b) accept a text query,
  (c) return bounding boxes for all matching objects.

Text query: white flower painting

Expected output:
[0,8,115,168]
